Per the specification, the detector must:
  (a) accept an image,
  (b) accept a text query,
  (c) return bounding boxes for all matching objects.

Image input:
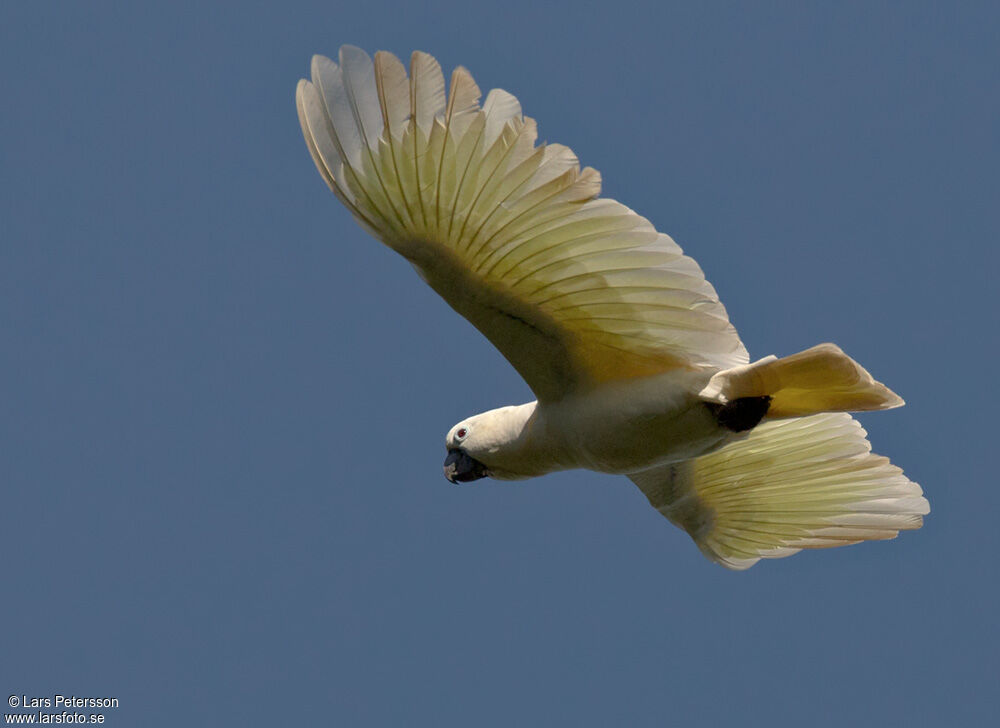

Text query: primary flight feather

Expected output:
[296,46,928,569]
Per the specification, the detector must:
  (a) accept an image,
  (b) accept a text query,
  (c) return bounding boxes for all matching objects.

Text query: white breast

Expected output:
[534,369,734,474]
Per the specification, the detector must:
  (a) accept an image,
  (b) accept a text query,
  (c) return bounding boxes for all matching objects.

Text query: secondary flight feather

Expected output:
[296,46,928,569]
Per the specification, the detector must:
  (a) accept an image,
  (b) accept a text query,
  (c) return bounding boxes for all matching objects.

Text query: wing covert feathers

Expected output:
[297,46,749,401]
[629,414,928,569]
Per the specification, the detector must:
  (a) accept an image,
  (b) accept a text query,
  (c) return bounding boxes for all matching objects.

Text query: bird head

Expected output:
[443,417,492,484]
[442,405,539,483]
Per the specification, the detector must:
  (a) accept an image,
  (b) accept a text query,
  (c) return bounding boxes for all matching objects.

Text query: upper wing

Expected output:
[629,413,928,569]
[297,46,748,401]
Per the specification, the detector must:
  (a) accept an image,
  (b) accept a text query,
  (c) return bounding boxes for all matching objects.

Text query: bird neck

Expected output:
[484,401,574,480]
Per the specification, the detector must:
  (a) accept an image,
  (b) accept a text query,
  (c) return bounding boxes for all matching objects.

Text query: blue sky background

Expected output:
[2,1,997,725]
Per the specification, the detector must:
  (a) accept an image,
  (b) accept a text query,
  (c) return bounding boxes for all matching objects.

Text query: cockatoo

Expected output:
[296,46,928,569]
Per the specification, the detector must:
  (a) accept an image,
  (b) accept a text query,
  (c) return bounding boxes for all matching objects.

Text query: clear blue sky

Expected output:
[2,1,997,725]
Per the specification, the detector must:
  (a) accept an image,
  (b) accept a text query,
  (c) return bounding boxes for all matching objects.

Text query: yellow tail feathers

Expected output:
[698,343,904,418]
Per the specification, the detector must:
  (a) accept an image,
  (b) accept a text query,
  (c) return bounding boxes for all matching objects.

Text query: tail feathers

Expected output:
[629,413,928,570]
[699,343,904,418]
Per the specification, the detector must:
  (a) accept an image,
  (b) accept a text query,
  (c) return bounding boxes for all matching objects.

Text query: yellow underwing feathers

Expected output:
[297,46,748,402]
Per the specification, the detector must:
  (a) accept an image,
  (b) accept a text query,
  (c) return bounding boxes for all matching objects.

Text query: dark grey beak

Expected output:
[443,449,489,484]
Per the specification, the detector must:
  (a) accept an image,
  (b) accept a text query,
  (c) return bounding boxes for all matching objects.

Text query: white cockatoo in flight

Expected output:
[296,46,928,569]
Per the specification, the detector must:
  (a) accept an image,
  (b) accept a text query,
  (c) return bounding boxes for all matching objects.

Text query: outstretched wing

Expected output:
[297,46,748,401]
[629,413,929,569]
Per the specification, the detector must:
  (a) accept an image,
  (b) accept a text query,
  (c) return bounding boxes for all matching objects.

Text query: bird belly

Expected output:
[539,370,734,474]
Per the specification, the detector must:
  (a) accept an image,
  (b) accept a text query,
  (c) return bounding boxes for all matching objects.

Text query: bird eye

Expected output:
[456,428,467,440]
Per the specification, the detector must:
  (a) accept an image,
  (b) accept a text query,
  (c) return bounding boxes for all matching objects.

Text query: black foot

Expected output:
[705,396,772,432]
